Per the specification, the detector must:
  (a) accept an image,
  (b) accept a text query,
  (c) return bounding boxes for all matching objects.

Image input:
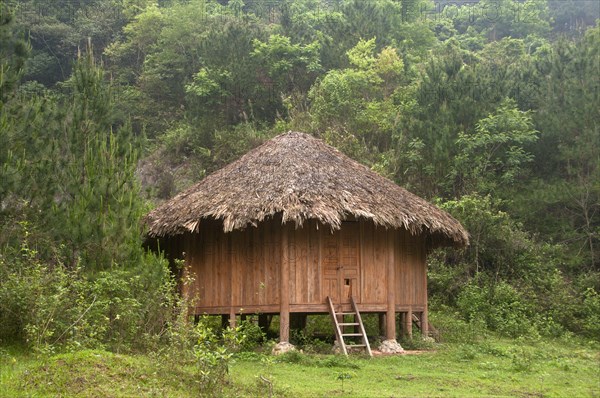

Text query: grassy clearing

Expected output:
[233,338,599,397]
[1,337,598,397]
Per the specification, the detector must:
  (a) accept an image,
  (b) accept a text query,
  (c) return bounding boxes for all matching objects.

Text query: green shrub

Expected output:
[290,329,332,354]
[0,228,180,353]
[580,288,600,339]
[428,310,488,343]
[156,314,247,397]
[193,322,243,397]
[457,279,536,338]
[0,238,88,351]
[237,318,266,352]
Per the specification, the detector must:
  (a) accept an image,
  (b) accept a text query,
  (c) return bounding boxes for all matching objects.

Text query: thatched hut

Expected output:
[144,131,468,351]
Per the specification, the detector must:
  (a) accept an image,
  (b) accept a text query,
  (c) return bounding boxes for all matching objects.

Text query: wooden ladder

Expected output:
[327,296,372,357]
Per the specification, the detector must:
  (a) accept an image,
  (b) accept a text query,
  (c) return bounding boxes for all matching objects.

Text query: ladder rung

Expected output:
[339,312,356,316]
[342,333,363,337]
[339,322,359,326]
[346,344,366,348]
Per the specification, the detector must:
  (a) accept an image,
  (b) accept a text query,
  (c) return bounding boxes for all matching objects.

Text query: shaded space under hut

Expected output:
[143,131,469,355]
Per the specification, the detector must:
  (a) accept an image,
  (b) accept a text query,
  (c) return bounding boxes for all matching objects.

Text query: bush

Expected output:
[0,238,86,351]
[290,329,332,354]
[154,312,249,397]
[457,279,536,338]
[432,194,598,341]
[580,288,600,339]
[428,310,488,344]
[237,317,266,352]
[0,227,179,352]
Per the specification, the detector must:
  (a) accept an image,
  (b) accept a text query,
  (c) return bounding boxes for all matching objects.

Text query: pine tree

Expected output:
[46,49,144,269]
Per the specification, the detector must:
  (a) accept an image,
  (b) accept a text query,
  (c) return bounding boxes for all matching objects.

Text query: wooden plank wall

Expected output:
[394,228,427,308]
[186,219,281,309]
[360,222,388,305]
[289,220,322,305]
[184,218,427,312]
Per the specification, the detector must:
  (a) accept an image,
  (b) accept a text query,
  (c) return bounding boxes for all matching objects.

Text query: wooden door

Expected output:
[322,222,360,304]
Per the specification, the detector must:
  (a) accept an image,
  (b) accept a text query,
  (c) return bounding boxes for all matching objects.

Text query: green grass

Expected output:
[233,339,600,397]
[1,348,198,397]
[1,337,598,397]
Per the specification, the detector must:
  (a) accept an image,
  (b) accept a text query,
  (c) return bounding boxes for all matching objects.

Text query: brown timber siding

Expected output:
[183,219,427,315]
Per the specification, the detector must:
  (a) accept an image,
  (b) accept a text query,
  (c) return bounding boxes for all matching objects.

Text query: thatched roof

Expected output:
[144,132,468,247]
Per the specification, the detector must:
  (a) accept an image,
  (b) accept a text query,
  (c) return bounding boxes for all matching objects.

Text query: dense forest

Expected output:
[1,0,598,357]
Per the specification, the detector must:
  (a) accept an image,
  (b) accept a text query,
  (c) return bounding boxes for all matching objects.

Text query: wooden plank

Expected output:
[203,225,214,306]
[317,223,323,303]
[367,222,384,304]
[279,223,290,342]
[268,220,280,305]
[308,221,320,303]
[206,224,215,308]
[229,232,237,307]
[214,224,223,308]
[301,229,307,304]
[257,223,265,305]
[273,221,281,304]
[359,220,366,301]
[291,226,310,304]
[341,222,359,304]
[419,237,427,306]
[301,227,310,304]
[242,227,253,305]
[408,231,417,305]
[386,229,396,340]
[399,230,414,306]
[376,225,388,304]
[221,226,231,309]
[260,222,268,306]
[421,236,429,336]
[255,222,268,306]
[289,227,298,304]
[395,229,407,307]
[322,228,340,303]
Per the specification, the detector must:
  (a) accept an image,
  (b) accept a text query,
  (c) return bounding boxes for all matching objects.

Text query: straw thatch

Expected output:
[144,131,468,247]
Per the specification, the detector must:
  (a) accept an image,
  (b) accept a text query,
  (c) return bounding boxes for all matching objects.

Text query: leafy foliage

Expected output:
[0,223,178,352]
[453,98,538,195]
